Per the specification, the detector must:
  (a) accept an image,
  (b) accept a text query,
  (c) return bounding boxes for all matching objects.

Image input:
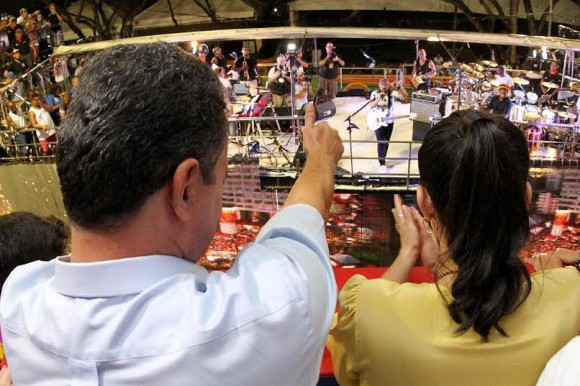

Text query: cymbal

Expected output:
[490,80,500,88]
[474,63,484,72]
[542,81,559,89]
[512,77,530,86]
[526,71,543,79]
[460,63,473,73]
[470,71,485,79]
[480,60,498,67]
[524,112,541,121]
[569,81,579,91]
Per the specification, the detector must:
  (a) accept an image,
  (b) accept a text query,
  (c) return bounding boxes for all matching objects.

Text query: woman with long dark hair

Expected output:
[327,110,580,386]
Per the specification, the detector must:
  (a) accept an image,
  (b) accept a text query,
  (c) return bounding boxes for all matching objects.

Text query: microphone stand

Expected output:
[438,36,468,110]
[343,99,373,174]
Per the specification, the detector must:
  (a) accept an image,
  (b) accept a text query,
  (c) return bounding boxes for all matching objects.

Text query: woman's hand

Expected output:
[0,367,13,386]
[409,206,440,273]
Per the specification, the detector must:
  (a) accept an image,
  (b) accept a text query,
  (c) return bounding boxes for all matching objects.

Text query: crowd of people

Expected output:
[0,42,576,386]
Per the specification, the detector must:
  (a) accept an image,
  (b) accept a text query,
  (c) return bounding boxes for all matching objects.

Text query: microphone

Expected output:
[466,42,470,48]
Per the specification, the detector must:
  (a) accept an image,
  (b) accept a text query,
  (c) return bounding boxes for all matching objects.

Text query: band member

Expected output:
[411,49,436,91]
[540,61,562,101]
[484,84,512,118]
[211,46,227,70]
[294,68,313,114]
[233,46,260,87]
[318,42,344,102]
[196,43,209,64]
[368,79,396,170]
[495,65,514,91]
[267,53,291,107]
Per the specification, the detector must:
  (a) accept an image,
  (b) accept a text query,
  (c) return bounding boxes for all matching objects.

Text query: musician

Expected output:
[210,46,226,69]
[196,43,209,64]
[485,84,512,118]
[495,65,513,91]
[294,68,313,115]
[540,61,562,101]
[233,46,260,88]
[318,42,344,102]
[368,79,396,170]
[411,49,436,91]
[267,53,291,107]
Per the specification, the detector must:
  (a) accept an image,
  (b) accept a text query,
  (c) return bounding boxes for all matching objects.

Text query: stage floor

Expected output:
[227,96,421,179]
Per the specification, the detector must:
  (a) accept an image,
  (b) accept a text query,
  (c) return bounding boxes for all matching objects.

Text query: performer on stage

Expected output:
[267,53,291,107]
[368,79,395,170]
[210,46,226,69]
[484,84,512,118]
[233,46,260,87]
[411,49,436,91]
[495,65,514,91]
[540,61,562,101]
[318,42,344,102]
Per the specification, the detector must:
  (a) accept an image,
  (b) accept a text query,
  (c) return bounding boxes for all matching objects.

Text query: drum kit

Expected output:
[429,58,580,159]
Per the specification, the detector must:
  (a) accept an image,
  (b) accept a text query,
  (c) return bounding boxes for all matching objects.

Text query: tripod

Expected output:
[344,99,373,174]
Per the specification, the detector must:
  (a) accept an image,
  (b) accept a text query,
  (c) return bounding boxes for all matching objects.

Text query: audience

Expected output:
[327,110,580,386]
[0,42,343,385]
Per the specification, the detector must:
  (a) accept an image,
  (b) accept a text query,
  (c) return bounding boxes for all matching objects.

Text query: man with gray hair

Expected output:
[0,42,343,386]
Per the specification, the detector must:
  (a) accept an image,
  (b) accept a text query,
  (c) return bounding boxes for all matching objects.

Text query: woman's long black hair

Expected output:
[418,110,532,340]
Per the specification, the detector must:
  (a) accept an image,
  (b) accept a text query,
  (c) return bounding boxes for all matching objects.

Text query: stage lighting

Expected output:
[287,43,297,55]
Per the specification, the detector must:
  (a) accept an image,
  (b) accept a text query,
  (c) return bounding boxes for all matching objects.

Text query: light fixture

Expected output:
[427,37,439,42]
[532,49,537,58]
[191,41,198,54]
[287,42,297,55]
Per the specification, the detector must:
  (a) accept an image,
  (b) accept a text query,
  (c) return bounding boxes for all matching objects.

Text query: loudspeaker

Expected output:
[410,99,440,124]
[315,101,336,119]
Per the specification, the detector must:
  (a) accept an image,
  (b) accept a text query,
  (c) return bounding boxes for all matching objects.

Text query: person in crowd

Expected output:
[0,42,343,385]
[12,29,33,69]
[0,211,69,385]
[4,49,27,77]
[46,3,64,47]
[267,53,291,108]
[537,335,580,386]
[540,61,561,101]
[213,66,232,105]
[28,92,56,154]
[494,65,513,91]
[5,100,33,156]
[58,90,71,120]
[484,84,512,118]
[5,18,18,46]
[24,13,41,65]
[210,45,226,69]
[34,11,50,60]
[69,75,79,96]
[433,53,444,66]
[411,48,436,91]
[367,78,396,171]
[44,83,62,126]
[327,110,580,386]
[233,45,260,87]
[52,55,70,91]
[16,9,29,29]
[0,211,69,289]
[318,41,344,102]
[74,56,88,77]
[0,18,10,68]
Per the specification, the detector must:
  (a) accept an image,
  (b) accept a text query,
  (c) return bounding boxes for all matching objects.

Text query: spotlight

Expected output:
[287,43,297,55]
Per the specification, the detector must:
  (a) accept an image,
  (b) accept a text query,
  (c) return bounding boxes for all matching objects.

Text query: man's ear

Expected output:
[170,158,201,221]
[417,186,436,220]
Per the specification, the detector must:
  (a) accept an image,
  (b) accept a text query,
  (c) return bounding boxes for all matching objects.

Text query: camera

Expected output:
[304,75,312,82]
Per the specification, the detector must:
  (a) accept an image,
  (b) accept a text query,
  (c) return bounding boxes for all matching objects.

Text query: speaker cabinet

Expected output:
[412,120,431,142]
[315,101,336,119]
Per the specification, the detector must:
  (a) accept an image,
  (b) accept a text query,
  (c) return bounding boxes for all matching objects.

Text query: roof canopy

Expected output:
[289,0,579,27]
[133,0,254,31]
[54,26,580,56]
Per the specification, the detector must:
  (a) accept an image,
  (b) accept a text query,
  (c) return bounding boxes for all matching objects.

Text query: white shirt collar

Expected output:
[54,254,208,298]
